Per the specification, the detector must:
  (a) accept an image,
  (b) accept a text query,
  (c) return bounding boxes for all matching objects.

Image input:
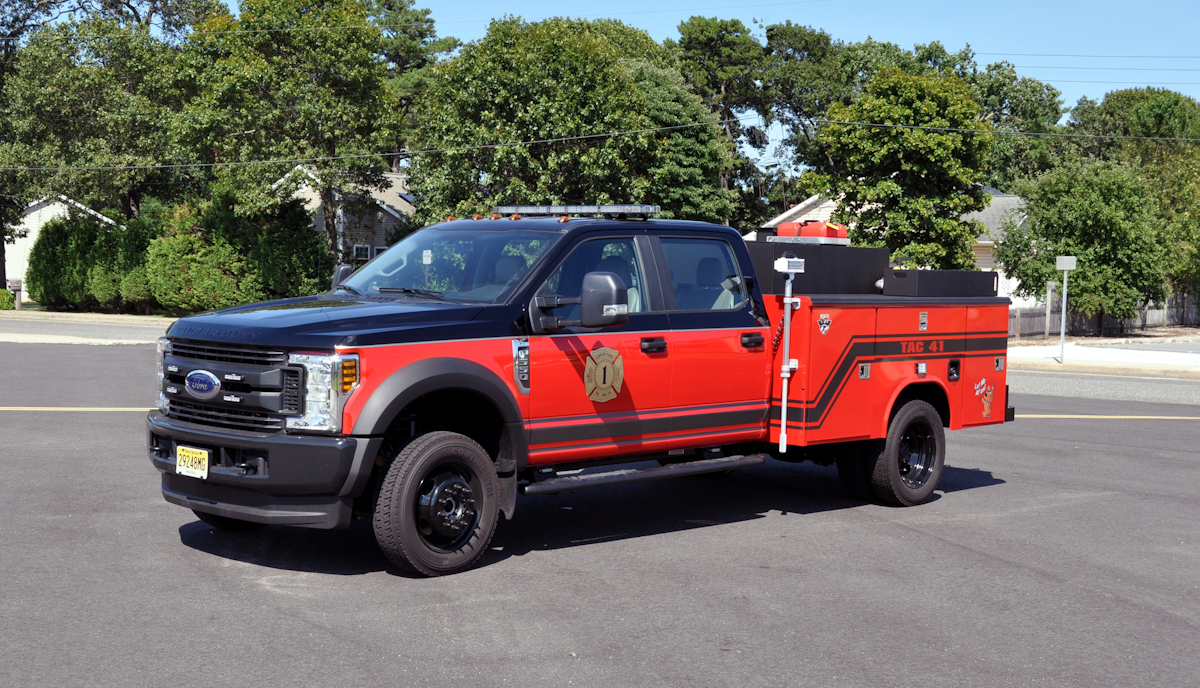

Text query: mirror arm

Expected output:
[539,316,582,330]
[534,295,581,309]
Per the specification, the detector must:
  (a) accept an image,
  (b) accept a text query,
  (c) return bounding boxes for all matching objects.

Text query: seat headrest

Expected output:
[596,256,632,288]
[696,257,723,287]
[495,255,527,283]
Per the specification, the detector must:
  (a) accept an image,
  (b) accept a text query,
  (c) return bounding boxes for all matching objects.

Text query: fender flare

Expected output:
[881,378,952,437]
[351,357,528,472]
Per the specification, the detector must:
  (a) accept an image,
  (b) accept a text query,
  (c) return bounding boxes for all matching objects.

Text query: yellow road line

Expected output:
[1008,368,1200,382]
[1018,414,1200,420]
[0,407,153,412]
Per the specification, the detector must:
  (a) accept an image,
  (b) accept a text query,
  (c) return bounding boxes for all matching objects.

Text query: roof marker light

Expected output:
[473,214,483,220]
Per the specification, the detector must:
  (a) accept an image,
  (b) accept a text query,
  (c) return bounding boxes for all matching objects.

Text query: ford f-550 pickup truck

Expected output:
[148,204,1013,576]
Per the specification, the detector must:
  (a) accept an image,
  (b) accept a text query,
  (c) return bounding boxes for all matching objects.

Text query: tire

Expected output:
[193,510,266,531]
[373,431,499,577]
[836,441,879,502]
[868,400,946,507]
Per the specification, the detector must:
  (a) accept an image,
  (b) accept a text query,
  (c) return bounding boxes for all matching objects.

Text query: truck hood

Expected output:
[167,294,519,349]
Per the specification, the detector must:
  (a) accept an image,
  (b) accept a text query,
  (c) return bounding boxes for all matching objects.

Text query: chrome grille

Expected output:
[166,400,284,432]
[169,339,287,367]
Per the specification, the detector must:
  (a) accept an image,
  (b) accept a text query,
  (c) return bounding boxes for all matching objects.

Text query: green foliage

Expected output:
[177,0,394,257]
[4,17,189,218]
[0,289,14,310]
[996,160,1168,320]
[146,193,331,314]
[147,230,264,313]
[408,17,734,224]
[26,212,111,309]
[804,68,992,269]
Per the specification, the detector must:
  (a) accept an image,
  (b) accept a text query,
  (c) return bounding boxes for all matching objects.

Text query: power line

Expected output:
[1015,65,1200,72]
[4,116,1199,173]
[978,52,1200,60]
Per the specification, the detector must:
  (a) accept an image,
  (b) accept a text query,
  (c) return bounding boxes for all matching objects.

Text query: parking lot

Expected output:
[2,341,1198,687]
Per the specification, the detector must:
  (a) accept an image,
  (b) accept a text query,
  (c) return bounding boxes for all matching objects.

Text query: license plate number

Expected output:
[176,446,209,480]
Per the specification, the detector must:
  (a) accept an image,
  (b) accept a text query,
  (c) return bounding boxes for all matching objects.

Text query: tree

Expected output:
[5,17,186,218]
[803,68,992,269]
[365,0,458,168]
[996,160,1168,322]
[674,17,767,225]
[1,0,75,287]
[1069,88,1200,291]
[406,17,734,224]
[176,0,395,259]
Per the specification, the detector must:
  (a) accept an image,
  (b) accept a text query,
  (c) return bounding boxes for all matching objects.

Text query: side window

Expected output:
[660,238,746,311]
[543,238,647,317]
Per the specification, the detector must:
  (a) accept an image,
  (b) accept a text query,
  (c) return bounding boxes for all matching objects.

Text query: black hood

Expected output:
[167,294,525,349]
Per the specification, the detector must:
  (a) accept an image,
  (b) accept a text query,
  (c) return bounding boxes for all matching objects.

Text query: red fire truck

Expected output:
[148,204,1012,576]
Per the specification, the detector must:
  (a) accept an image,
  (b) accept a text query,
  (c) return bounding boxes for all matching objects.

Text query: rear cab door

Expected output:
[651,230,772,448]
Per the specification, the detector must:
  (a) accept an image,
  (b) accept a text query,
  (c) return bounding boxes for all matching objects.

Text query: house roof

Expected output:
[962,189,1025,242]
[25,195,123,228]
[763,195,835,227]
[272,165,414,218]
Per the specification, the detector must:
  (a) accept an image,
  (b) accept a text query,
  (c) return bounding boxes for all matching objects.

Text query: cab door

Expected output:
[526,235,673,465]
[655,235,771,448]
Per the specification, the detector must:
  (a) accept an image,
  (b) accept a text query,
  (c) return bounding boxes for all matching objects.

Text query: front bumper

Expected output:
[147,411,382,529]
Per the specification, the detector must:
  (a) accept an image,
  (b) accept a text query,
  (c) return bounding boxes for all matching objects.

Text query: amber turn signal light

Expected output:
[341,358,358,393]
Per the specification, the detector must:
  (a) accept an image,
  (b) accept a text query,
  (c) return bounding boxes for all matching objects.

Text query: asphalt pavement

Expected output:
[1,343,1198,687]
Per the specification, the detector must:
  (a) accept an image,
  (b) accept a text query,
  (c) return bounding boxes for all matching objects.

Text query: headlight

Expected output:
[286,353,360,433]
[155,337,170,412]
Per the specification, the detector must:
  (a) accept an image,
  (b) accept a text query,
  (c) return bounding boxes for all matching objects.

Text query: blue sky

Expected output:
[412,0,1200,109]
[222,0,1200,168]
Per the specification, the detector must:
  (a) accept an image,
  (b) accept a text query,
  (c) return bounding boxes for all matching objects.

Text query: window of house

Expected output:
[353,244,371,262]
[373,246,388,258]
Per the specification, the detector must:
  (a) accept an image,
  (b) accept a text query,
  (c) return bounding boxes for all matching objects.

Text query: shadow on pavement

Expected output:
[178,461,1005,576]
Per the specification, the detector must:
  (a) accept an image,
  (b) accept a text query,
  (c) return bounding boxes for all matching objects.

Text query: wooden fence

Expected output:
[1008,292,1200,338]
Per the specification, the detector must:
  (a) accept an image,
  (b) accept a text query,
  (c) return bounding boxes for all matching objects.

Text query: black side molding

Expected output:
[521,454,767,495]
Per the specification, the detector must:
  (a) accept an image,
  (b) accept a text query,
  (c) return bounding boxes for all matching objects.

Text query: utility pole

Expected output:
[1056,256,1077,363]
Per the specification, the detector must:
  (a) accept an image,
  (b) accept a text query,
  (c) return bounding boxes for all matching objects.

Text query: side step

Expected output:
[521,454,768,496]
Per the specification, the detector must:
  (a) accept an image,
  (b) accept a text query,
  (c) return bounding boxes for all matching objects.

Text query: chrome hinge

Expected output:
[512,338,530,395]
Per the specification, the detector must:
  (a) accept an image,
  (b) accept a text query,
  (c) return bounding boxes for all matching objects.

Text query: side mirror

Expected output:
[580,271,629,328]
[331,263,354,288]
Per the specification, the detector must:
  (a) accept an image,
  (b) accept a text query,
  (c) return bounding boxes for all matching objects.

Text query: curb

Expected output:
[0,310,175,326]
[1008,359,1200,380]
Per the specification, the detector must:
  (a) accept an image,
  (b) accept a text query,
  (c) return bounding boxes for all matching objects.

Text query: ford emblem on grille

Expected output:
[184,370,221,400]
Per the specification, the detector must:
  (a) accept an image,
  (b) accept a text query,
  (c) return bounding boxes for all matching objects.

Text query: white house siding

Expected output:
[291,171,414,259]
[5,199,70,303]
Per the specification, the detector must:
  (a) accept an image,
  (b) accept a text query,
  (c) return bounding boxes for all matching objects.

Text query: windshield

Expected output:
[340,227,563,303]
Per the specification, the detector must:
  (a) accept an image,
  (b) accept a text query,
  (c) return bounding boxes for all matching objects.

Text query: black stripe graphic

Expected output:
[529,407,767,446]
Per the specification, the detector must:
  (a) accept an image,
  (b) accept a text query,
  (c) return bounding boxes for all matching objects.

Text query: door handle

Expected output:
[640,337,667,354]
[740,332,765,348]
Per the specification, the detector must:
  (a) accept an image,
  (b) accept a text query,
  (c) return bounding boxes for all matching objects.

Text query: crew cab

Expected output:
[147,204,1013,576]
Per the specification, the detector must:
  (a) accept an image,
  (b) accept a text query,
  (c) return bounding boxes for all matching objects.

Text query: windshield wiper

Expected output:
[378,287,447,300]
[335,284,363,295]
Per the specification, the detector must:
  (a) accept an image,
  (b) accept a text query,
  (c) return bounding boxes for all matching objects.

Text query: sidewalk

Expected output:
[1008,328,1200,378]
[0,310,174,345]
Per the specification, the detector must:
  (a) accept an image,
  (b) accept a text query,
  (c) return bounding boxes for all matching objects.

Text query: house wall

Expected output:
[5,200,70,303]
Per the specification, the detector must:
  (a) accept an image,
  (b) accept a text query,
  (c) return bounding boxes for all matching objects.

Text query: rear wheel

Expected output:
[373,431,499,577]
[869,400,945,506]
[193,510,266,531]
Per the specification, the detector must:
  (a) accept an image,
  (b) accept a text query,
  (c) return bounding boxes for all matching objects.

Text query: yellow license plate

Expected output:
[176,446,210,480]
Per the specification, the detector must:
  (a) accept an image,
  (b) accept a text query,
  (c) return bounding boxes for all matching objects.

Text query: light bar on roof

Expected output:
[492,204,661,216]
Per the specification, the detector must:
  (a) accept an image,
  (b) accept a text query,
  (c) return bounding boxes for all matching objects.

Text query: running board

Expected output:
[521,454,768,496]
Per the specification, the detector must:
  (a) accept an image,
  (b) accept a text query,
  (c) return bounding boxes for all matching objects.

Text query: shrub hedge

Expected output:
[0,289,14,310]
[26,195,334,314]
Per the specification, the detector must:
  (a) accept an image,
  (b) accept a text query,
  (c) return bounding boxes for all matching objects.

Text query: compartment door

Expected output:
[804,306,878,444]
[959,306,1010,427]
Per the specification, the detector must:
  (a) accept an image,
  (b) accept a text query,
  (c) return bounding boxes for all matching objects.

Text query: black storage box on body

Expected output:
[744,239,888,296]
[883,269,998,297]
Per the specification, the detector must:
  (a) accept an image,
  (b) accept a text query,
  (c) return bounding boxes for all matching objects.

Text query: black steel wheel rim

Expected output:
[415,460,481,552]
[897,419,937,489]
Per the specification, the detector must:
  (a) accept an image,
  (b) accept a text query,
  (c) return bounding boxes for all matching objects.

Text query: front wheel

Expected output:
[373,431,499,576]
[869,400,946,506]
